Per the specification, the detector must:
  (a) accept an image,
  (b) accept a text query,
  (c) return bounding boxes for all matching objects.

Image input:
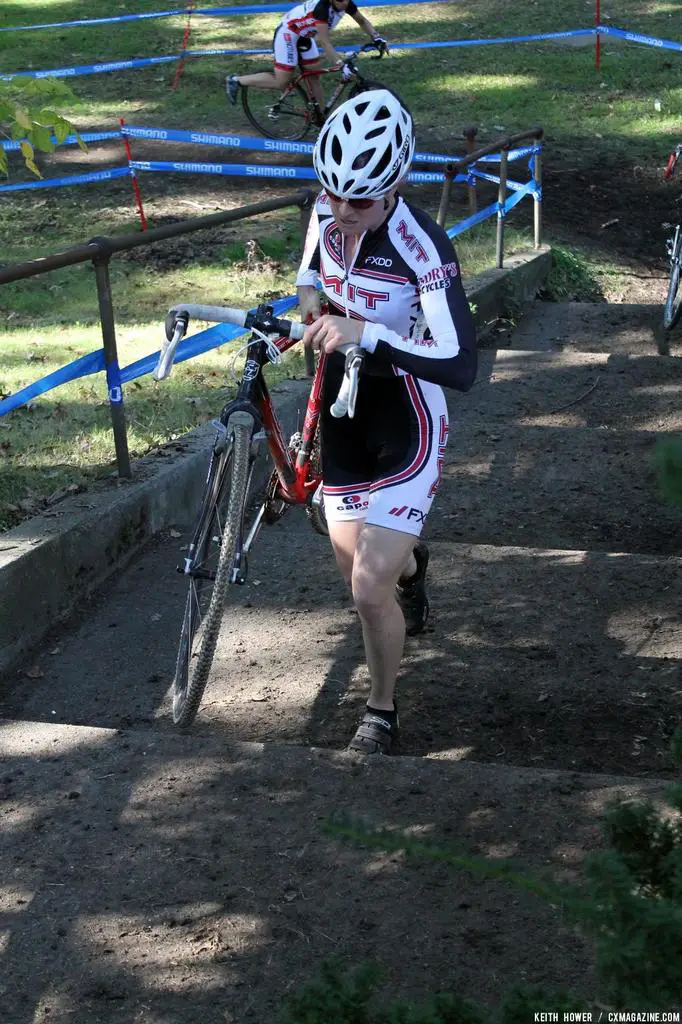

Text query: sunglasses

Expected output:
[326,191,376,210]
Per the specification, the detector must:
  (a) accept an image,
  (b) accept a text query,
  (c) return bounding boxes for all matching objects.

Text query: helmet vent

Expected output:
[352,150,372,171]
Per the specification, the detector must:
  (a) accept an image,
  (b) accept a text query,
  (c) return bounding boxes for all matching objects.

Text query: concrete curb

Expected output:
[464,246,552,332]
[0,379,309,676]
[0,249,551,676]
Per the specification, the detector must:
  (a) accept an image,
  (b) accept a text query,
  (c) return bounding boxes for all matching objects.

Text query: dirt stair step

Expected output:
[497,300,668,354]
[437,345,682,555]
[3,715,673,1023]
[4,523,680,777]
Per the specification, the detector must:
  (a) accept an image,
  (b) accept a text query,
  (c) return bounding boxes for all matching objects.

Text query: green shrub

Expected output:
[282,730,682,1022]
[543,246,604,303]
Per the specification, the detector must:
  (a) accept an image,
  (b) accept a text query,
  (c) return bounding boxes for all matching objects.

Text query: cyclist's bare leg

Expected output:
[301,62,325,109]
[237,67,294,90]
[328,520,417,711]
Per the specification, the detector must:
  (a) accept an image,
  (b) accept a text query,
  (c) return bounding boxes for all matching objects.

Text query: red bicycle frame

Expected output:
[257,333,328,506]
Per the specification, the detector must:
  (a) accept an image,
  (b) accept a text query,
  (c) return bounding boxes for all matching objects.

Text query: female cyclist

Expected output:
[227,0,387,114]
[296,89,477,754]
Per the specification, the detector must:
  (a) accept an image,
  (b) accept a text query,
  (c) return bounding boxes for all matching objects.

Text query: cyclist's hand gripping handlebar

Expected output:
[330,344,365,419]
[160,303,361,417]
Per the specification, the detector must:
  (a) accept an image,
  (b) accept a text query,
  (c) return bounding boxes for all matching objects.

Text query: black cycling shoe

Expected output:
[396,542,429,636]
[226,74,240,105]
[348,708,399,755]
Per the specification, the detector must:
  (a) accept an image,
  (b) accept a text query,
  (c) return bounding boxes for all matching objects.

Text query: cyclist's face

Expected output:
[328,190,397,234]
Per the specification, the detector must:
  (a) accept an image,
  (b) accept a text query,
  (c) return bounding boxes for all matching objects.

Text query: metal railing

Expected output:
[0,190,314,479]
[436,126,544,267]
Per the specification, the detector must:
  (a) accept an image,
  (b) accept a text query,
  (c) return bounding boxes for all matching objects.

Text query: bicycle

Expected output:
[155,301,365,727]
[241,41,387,142]
[662,143,682,342]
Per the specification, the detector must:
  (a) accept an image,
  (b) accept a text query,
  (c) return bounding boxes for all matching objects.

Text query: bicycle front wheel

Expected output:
[663,228,682,333]
[242,82,313,141]
[172,415,254,727]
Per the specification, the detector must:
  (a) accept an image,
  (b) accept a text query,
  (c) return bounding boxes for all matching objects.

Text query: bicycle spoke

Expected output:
[242,82,313,141]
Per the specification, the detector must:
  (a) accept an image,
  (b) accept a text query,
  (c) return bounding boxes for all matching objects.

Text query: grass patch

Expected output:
[543,244,606,302]
[1,0,677,527]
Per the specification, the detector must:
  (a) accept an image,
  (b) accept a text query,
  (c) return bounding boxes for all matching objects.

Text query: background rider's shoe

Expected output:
[396,541,429,636]
[226,74,240,105]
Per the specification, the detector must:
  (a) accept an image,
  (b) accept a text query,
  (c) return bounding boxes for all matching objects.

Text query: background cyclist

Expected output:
[296,89,477,755]
[227,0,388,116]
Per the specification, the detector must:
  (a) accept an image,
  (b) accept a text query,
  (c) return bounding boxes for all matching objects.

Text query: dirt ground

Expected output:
[2,128,682,1021]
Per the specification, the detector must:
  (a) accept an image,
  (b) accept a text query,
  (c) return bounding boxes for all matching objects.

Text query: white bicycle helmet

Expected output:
[313,88,415,200]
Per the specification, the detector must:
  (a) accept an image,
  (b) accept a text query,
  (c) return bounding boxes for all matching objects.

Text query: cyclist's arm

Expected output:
[358,230,477,391]
[297,285,322,322]
[314,22,344,65]
[295,201,322,288]
[350,10,381,42]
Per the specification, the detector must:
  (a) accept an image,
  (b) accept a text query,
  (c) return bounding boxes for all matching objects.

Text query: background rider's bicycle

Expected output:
[241,42,387,142]
[662,143,682,345]
[155,302,364,727]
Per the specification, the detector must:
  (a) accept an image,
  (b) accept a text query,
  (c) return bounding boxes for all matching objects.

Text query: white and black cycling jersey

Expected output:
[283,0,358,38]
[296,192,477,390]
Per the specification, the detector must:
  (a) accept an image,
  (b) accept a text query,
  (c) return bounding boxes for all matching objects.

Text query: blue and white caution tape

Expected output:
[121,296,299,384]
[2,54,190,81]
[0,351,106,418]
[0,297,299,417]
[498,180,538,218]
[0,167,131,193]
[0,29,596,80]
[121,124,540,166]
[130,158,456,185]
[446,200,500,239]
[0,8,187,32]
[468,167,531,192]
[388,28,596,50]
[130,158,317,180]
[598,25,682,53]
[0,0,444,34]
[1,131,119,152]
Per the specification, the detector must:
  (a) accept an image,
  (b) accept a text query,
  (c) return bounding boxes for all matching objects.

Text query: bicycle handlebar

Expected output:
[343,41,387,67]
[330,345,364,419]
[158,303,364,417]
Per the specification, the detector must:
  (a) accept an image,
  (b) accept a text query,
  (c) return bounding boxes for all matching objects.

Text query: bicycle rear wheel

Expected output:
[242,82,313,141]
[663,227,682,333]
[172,414,254,727]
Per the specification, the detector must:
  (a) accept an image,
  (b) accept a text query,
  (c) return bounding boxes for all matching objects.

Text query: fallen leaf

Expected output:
[25,666,44,679]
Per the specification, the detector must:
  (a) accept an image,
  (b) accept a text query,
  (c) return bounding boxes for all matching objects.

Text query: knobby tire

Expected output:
[241,81,313,141]
[172,418,253,727]
[663,231,682,333]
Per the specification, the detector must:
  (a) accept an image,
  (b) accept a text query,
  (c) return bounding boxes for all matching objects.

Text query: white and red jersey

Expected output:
[282,0,358,38]
[296,192,477,390]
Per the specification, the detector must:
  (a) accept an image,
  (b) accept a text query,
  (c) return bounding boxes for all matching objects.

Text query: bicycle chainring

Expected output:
[263,468,288,524]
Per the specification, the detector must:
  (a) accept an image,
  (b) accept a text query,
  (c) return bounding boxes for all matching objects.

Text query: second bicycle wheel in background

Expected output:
[242,82,313,141]
[664,228,682,334]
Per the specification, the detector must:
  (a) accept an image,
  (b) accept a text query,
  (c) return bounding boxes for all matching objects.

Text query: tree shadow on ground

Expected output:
[0,713,663,1024]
